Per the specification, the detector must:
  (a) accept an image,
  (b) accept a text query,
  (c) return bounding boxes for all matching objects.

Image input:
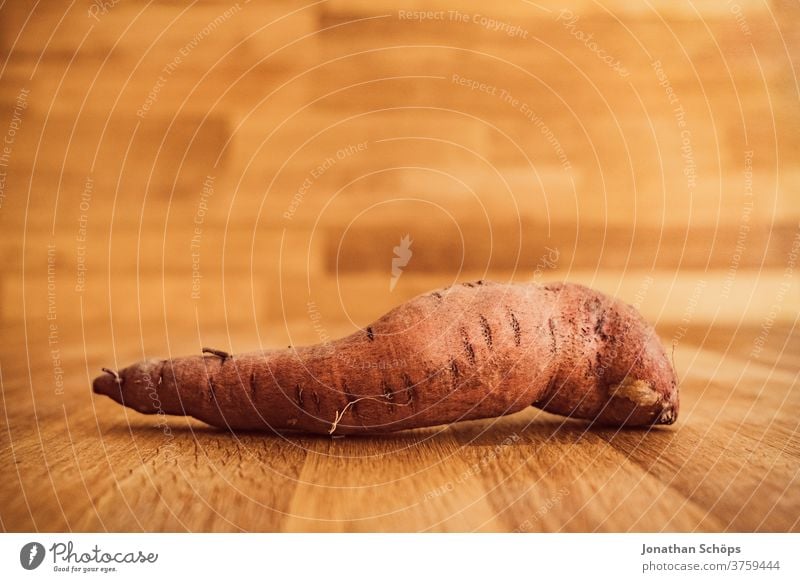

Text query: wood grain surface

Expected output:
[1,323,797,532]
[0,0,798,532]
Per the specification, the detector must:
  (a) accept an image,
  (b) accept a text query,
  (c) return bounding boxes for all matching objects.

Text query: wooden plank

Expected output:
[282,428,504,532]
[450,413,726,532]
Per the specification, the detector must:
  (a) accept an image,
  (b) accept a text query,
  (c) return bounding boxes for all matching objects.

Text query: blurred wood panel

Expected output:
[0,0,798,532]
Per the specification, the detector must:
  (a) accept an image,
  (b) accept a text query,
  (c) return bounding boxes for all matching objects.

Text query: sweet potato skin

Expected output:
[93,281,678,434]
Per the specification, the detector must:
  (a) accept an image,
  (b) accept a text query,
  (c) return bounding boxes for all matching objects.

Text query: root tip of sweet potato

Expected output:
[655,403,678,425]
[93,368,126,408]
[603,374,679,427]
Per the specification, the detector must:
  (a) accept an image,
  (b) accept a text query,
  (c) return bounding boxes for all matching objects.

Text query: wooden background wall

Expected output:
[2,0,798,350]
[0,1,798,532]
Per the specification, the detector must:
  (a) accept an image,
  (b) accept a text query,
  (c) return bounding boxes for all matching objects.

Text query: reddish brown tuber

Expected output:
[93,282,679,434]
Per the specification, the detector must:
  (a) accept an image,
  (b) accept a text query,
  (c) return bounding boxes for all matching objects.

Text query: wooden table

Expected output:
[2,323,796,532]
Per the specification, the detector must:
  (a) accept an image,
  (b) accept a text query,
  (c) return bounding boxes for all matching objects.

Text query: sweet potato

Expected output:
[93,281,678,434]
